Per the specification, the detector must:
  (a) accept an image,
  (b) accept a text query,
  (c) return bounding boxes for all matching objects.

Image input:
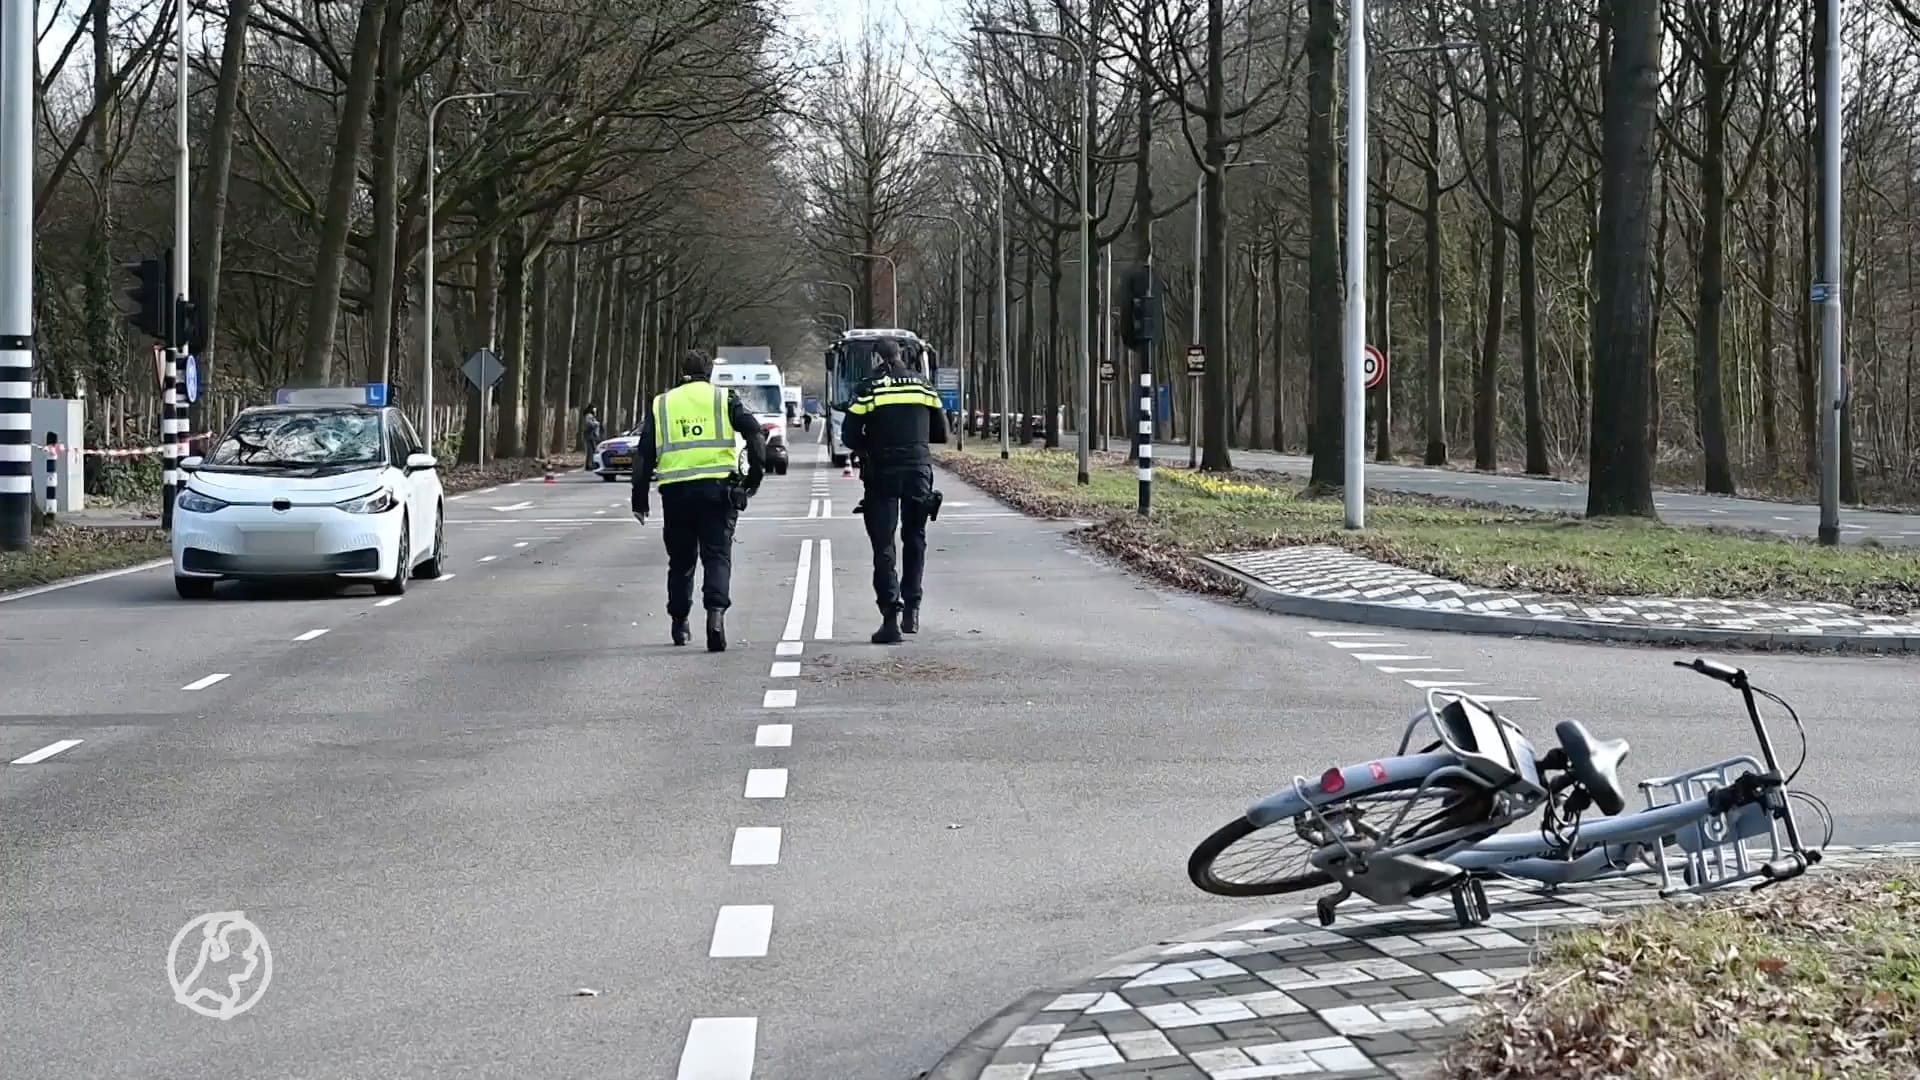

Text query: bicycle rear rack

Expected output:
[1637,755,1789,895]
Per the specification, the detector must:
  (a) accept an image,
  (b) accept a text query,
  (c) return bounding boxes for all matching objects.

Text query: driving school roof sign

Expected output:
[273,384,388,407]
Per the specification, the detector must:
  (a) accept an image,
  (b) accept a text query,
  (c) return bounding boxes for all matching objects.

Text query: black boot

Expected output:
[671,617,690,646]
[901,603,920,634]
[706,609,727,653]
[871,606,903,645]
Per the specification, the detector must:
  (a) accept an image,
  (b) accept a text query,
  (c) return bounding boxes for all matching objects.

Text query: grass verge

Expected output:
[1444,861,1920,1079]
[938,446,1920,613]
[0,456,557,596]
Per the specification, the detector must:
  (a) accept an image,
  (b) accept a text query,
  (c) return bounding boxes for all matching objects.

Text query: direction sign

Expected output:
[1363,344,1387,390]
[1099,360,1116,383]
[934,368,960,390]
[461,349,506,389]
[183,354,200,403]
[1185,344,1205,376]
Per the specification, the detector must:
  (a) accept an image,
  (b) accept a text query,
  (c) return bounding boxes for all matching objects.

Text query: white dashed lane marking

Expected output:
[762,689,796,708]
[11,739,83,765]
[477,555,497,563]
[513,542,528,548]
[744,768,787,799]
[769,662,800,678]
[676,1017,757,1080]
[1405,680,1480,689]
[375,597,402,607]
[293,628,331,642]
[730,827,781,866]
[181,673,231,691]
[1350,653,1431,662]
[754,724,791,747]
[709,905,774,957]
[775,641,803,656]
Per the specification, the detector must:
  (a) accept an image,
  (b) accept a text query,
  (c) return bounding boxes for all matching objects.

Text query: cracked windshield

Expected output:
[4,0,1919,1076]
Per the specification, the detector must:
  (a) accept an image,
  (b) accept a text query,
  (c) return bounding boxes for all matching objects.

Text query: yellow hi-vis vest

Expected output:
[652,381,737,486]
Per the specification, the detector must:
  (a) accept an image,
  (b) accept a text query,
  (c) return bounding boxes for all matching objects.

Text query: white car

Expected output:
[171,403,446,599]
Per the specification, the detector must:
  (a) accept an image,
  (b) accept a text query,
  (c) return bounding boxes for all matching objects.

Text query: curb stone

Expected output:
[921,844,1920,1080]
[1197,558,1920,655]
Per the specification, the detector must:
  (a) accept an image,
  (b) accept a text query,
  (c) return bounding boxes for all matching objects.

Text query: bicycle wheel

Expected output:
[1188,779,1492,898]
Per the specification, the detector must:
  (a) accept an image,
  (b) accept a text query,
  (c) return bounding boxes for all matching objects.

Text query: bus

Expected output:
[822,328,940,468]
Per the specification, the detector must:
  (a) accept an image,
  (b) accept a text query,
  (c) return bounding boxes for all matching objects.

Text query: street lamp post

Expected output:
[810,280,856,327]
[973,22,1091,484]
[816,312,848,331]
[849,252,900,325]
[930,149,1011,460]
[910,213,966,450]
[425,89,529,456]
[1188,159,1266,469]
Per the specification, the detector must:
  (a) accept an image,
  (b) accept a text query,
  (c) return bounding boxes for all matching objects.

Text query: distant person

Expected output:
[631,352,767,651]
[841,339,947,644]
[579,405,603,470]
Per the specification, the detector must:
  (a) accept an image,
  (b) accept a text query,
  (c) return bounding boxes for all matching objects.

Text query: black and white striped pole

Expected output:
[0,0,32,551]
[162,0,189,530]
[161,347,181,527]
[1122,265,1160,518]
[42,434,57,523]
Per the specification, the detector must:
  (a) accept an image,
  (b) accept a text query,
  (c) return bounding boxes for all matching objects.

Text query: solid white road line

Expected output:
[475,487,498,495]
[1376,666,1460,674]
[814,539,833,639]
[181,673,231,691]
[755,724,792,747]
[709,905,774,957]
[449,494,468,500]
[762,689,796,708]
[1473,695,1540,704]
[1328,641,1406,649]
[780,540,813,642]
[513,541,528,548]
[744,768,788,798]
[730,827,782,866]
[293,628,331,642]
[0,558,170,605]
[11,739,83,765]
[375,597,403,607]
[1405,680,1480,689]
[1308,630,1379,638]
[478,555,497,563]
[820,498,832,518]
[775,641,803,656]
[434,573,457,581]
[806,498,819,519]
[1351,654,1430,662]
[769,662,800,678]
[676,1017,757,1080]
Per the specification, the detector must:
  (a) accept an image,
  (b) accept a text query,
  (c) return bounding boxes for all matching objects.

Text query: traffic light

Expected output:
[176,298,205,355]
[121,251,172,342]
[1121,265,1161,349]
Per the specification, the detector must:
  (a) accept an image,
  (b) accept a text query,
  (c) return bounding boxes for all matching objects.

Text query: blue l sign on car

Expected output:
[184,355,199,403]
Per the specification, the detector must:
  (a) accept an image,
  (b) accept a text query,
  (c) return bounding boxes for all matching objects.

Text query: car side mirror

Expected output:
[181,455,203,471]
[405,452,438,472]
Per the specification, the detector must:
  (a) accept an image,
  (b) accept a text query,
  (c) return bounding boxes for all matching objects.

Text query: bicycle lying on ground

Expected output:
[1188,659,1834,930]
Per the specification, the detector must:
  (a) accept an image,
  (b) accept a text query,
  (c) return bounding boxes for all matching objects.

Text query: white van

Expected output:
[711,361,790,475]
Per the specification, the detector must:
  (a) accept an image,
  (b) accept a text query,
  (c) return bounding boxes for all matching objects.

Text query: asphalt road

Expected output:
[1153,441,1920,546]
[3,444,1916,1079]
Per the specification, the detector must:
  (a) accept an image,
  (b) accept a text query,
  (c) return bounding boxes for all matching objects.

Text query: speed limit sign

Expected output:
[1363,344,1387,389]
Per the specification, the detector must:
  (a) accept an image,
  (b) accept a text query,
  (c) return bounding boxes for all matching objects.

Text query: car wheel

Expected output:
[600,472,617,482]
[775,459,789,476]
[413,504,446,579]
[376,515,410,596]
[175,575,215,600]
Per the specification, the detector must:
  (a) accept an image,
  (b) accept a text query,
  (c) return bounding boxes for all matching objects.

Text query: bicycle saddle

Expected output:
[1554,720,1630,816]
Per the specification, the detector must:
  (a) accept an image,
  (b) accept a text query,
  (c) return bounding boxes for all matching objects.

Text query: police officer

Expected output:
[632,351,767,652]
[841,338,948,644]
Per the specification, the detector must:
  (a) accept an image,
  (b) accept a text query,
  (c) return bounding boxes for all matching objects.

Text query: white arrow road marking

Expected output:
[491,501,533,512]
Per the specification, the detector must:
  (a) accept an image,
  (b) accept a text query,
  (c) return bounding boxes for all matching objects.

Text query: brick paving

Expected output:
[1212,545,1920,642]
[951,844,1920,1080]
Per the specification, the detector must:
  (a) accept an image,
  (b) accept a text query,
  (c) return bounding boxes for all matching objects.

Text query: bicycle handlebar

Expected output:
[1674,657,1745,686]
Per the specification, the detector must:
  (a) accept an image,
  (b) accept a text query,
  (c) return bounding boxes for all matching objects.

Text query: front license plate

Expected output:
[606,456,633,467]
[242,529,316,556]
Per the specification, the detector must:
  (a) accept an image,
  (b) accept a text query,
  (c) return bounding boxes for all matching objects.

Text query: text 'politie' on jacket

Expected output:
[840,374,948,469]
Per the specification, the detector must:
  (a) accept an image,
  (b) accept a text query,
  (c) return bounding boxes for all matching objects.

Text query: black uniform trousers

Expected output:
[863,464,933,612]
[660,480,738,617]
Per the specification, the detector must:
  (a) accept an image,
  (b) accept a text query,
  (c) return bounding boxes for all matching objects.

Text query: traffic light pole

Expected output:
[0,0,32,550]
[162,0,190,529]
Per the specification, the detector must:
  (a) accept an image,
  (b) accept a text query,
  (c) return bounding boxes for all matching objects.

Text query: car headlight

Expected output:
[176,489,228,514]
[336,488,399,514]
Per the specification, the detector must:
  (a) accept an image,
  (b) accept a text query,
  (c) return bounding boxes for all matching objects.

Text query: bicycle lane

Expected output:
[719,465,1430,1079]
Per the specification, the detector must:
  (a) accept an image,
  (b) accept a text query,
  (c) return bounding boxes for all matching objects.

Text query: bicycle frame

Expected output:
[1238,662,1819,918]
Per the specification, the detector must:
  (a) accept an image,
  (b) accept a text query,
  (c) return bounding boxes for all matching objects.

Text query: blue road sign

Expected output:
[939,388,960,411]
[183,355,199,403]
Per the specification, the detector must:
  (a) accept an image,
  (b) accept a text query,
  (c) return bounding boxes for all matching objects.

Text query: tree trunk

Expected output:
[554,202,584,453]
[527,245,551,458]
[1373,181,1392,463]
[459,238,499,464]
[83,0,120,405]
[1128,5,1155,468]
[496,225,528,457]
[190,0,253,415]
[1199,0,1233,471]
[1422,120,1446,466]
[1586,0,1662,518]
[296,0,389,382]
[1517,222,1549,474]
[1474,47,1507,472]
[1270,247,1286,451]
[1693,45,1738,494]
[1758,144,1781,476]
[362,0,407,389]
[1305,0,1342,488]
